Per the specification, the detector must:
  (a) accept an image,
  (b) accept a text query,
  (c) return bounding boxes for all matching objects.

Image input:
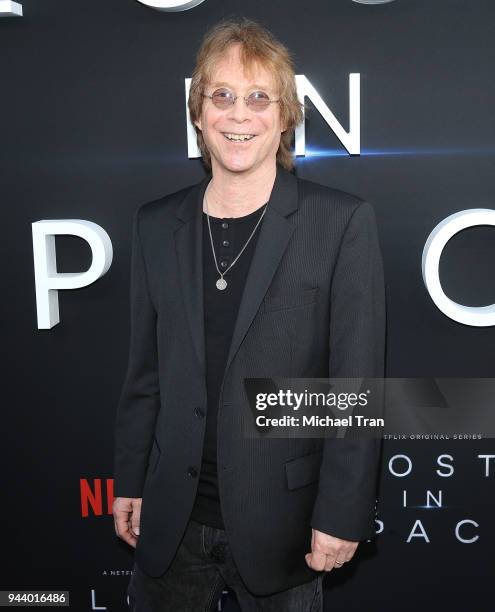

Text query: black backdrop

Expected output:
[2,0,494,610]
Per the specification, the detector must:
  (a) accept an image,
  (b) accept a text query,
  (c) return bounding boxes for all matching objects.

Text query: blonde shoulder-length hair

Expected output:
[188,17,304,172]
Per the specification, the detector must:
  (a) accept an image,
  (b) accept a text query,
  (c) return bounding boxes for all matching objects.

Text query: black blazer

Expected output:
[113,163,386,596]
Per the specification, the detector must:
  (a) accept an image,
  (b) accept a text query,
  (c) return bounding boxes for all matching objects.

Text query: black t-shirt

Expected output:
[190,203,267,528]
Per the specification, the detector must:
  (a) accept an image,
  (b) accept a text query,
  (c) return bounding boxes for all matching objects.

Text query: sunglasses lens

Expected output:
[247,92,271,111]
[211,89,233,109]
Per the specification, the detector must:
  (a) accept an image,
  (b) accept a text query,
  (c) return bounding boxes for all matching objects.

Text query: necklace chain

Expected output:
[204,189,268,290]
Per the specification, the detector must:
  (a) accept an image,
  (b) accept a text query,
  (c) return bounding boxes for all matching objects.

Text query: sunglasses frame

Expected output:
[202,88,280,111]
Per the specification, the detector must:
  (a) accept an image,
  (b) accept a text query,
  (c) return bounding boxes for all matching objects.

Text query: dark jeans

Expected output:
[127,519,323,611]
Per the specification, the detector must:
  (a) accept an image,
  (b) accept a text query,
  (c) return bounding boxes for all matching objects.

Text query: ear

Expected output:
[194,118,202,131]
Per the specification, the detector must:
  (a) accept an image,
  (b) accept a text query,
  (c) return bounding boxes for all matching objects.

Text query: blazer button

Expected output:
[194,406,205,418]
[187,466,198,478]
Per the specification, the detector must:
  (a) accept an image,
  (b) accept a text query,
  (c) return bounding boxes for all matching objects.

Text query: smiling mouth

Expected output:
[223,133,257,142]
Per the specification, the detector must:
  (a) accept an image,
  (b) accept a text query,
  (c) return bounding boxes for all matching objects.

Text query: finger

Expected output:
[124,532,138,548]
[115,509,137,548]
[115,510,128,538]
[306,553,321,571]
[130,506,141,538]
[342,545,357,563]
[307,550,327,572]
[333,558,345,569]
[122,517,138,548]
[324,555,338,571]
[112,500,127,538]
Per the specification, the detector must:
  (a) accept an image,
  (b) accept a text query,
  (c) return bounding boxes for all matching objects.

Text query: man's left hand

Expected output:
[305,528,359,572]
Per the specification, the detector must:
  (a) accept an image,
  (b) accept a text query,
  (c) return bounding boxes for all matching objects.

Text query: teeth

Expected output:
[224,133,255,142]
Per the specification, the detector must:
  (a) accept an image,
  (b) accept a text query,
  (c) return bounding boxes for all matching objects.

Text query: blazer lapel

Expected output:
[174,174,211,377]
[223,166,299,377]
[174,164,299,380]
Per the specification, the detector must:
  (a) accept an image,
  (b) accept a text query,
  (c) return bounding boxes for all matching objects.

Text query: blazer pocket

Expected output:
[147,439,161,475]
[285,450,323,490]
[263,287,319,313]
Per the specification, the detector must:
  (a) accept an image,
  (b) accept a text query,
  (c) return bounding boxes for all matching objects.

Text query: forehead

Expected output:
[207,44,277,92]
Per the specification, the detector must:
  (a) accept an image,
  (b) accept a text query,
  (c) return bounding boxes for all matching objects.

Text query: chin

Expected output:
[216,155,257,174]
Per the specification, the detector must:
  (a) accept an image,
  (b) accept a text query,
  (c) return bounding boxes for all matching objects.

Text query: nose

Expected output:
[228,96,250,123]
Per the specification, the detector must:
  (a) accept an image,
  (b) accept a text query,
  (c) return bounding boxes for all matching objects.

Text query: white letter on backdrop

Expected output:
[0,1,23,17]
[136,0,206,11]
[32,220,113,330]
[422,209,495,326]
[294,73,360,156]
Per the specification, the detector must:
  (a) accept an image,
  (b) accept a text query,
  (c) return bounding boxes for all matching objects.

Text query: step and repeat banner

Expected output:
[3,0,494,610]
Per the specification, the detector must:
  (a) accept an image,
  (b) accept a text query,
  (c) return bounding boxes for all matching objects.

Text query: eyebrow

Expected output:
[211,81,273,92]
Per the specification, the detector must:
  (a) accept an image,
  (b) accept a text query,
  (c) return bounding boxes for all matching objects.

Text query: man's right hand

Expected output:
[113,496,142,548]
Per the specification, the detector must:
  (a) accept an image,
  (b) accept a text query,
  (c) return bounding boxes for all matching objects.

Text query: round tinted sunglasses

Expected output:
[203,88,280,112]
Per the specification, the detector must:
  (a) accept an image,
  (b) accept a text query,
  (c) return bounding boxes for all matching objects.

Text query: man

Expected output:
[113,17,385,612]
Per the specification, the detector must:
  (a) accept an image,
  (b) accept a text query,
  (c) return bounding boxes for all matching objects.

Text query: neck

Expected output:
[204,162,277,218]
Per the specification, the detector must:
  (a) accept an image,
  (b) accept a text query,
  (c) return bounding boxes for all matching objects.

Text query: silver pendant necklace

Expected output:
[204,189,268,290]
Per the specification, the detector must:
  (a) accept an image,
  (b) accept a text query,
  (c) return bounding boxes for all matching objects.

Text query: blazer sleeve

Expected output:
[310,200,386,541]
[113,207,160,498]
